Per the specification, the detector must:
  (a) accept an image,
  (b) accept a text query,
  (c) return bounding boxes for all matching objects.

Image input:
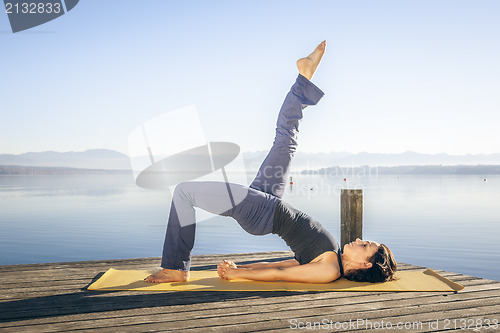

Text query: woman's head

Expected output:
[342,239,397,283]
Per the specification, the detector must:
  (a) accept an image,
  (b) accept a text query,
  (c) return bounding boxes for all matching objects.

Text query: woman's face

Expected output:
[343,238,380,263]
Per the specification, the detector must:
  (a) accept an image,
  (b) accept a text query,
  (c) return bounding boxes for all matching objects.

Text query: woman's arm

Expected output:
[237,259,300,269]
[218,260,339,284]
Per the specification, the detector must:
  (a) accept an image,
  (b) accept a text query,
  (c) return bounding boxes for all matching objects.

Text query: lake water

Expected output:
[1,173,499,281]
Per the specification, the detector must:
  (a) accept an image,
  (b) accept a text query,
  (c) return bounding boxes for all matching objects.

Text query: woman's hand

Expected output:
[217,260,238,280]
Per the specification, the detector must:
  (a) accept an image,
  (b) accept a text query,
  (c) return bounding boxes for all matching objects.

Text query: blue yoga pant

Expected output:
[161,74,325,271]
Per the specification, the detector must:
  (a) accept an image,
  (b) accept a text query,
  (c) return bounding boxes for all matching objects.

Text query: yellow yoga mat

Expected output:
[88,268,463,292]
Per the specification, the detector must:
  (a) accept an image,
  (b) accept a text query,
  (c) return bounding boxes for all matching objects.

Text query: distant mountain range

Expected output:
[244,150,500,171]
[0,165,132,176]
[0,149,131,170]
[1,149,500,175]
[302,165,500,176]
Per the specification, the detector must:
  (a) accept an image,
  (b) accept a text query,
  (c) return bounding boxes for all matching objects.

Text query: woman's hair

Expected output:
[343,244,397,283]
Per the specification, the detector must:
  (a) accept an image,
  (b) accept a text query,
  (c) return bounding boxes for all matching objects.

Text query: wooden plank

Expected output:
[4,296,497,333]
[1,277,497,330]
[2,284,499,329]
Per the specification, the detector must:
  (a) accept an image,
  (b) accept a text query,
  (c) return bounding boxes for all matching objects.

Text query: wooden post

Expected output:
[341,189,363,249]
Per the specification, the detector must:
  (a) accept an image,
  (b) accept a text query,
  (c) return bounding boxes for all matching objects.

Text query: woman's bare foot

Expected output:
[296,40,326,80]
[144,268,190,283]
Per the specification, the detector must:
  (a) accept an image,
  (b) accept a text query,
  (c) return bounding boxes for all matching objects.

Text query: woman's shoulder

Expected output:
[310,250,338,263]
[310,251,342,281]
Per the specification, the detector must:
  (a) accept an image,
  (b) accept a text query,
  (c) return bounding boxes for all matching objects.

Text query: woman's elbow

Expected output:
[274,267,287,281]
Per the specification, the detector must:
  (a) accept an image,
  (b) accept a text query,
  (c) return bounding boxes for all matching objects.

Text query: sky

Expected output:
[1,0,499,156]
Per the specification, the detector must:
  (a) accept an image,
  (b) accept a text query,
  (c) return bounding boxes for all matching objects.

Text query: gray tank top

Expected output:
[272,201,343,276]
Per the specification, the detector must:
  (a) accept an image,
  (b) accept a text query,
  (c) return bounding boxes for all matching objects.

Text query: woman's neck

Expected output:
[340,253,357,274]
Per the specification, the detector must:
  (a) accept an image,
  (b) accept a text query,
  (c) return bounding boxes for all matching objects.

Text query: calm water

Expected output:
[1,173,499,281]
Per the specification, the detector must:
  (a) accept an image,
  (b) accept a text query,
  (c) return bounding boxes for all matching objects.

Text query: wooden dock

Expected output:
[1,251,499,332]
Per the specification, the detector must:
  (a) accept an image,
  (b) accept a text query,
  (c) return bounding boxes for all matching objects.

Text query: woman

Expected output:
[145,41,397,284]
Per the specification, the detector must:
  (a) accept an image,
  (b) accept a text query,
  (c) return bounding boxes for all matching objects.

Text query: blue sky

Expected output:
[1,0,499,155]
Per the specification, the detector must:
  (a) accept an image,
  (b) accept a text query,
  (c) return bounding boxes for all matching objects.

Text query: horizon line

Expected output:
[1,148,500,157]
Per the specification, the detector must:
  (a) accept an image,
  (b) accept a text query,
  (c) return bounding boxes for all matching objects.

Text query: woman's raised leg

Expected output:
[249,41,326,199]
[144,41,327,283]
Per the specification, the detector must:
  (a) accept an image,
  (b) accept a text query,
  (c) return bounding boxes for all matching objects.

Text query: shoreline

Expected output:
[2,164,500,176]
